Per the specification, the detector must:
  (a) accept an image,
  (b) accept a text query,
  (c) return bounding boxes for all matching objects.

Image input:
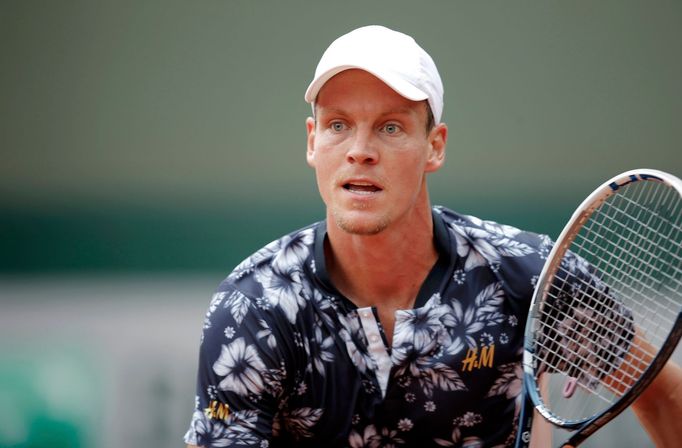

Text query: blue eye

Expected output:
[384,123,400,134]
[331,122,345,132]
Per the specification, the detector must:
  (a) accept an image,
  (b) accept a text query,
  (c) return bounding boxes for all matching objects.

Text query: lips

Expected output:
[342,180,382,194]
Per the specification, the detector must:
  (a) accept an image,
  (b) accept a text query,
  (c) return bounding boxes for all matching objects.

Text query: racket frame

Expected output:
[517,169,682,447]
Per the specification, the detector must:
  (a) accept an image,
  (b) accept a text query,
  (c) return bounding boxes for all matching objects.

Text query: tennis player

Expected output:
[185,25,681,447]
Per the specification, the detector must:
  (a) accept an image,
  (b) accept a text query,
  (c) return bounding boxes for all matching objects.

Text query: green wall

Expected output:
[2,0,681,273]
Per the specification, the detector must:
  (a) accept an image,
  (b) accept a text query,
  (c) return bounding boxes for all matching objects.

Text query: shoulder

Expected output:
[219,222,319,293]
[435,205,552,258]
[203,221,322,332]
[434,205,553,298]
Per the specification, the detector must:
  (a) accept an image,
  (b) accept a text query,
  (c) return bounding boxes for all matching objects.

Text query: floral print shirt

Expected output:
[184,206,559,447]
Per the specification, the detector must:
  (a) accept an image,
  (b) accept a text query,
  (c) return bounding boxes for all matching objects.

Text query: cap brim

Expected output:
[304,65,429,104]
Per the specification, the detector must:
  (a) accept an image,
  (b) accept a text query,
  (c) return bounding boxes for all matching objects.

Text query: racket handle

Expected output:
[514,394,534,448]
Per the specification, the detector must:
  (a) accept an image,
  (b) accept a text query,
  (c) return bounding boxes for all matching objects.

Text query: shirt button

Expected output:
[362,310,373,319]
[370,334,380,343]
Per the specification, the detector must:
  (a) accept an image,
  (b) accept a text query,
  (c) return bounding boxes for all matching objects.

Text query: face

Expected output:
[306,69,447,236]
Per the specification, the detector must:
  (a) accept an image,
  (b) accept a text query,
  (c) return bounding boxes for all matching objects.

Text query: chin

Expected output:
[332,210,390,236]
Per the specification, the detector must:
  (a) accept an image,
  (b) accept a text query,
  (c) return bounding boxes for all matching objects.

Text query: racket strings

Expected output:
[531,179,682,422]
[535,286,640,390]
[578,183,682,340]
[576,181,681,310]
[569,230,680,318]
[534,316,641,389]
[591,182,681,272]
[594,193,682,286]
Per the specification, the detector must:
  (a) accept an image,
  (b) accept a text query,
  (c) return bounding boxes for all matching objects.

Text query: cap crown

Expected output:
[305,25,444,124]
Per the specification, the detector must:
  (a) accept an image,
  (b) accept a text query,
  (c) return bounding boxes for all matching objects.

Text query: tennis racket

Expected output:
[515,169,682,448]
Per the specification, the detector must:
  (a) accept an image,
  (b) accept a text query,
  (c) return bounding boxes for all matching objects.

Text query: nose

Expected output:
[346,130,379,165]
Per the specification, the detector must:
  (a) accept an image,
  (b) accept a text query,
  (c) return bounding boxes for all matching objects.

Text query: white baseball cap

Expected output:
[304,25,444,123]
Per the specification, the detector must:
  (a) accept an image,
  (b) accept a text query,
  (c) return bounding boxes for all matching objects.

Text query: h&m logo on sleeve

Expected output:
[204,400,231,421]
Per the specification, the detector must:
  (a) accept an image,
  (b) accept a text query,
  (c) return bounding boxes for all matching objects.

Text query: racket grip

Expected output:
[514,393,535,448]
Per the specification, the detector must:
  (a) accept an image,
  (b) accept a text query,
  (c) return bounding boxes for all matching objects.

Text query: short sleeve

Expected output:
[184,284,292,447]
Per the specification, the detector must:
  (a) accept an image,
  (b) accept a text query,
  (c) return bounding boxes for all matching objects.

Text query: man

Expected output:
[185,25,681,447]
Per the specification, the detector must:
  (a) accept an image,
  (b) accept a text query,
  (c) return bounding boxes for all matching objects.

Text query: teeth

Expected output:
[345,183,380,193]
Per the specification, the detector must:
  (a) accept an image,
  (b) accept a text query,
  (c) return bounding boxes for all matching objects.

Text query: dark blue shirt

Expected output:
[185,206,556,447]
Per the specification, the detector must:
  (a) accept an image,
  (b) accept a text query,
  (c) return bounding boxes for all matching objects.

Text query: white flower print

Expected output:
[256,319,277,350]
[256,266,306,324]
[208,292,228,317]
[260,361,287,398]
[338,311,376,374]
[348,425,379,448]
[474,282,506,327]
[229,239,280,281]
[213,337,267,396]
[486,362,522,401]
[186,410,229,446]
[440,300,484,353]
[293,331,305,348]
[479,332,494,346]
[434,427,461,447]
[537,233,553,259]
[469,215,521,238]
[460,436,484,448]
[530,275,539,289]
[362,379,377,394]
[499,333,509,344]
[224,290,250,325]
[207,385,217,400]
[349,425,405,448]
[561,251,591,277]
[393,303,446,353]
[224,326,235,339]
[397,418,413,432]
[449,219,534,271]
[454,411,482,427]
[275,407,324,440]
[376,427,406,447]
[449,223,495,271]
[271,228,314,274]
[189,210,554,447]
[255,296,271,310]
[305,314,335,376]
[187,409,261,447]
[397,375,412,388]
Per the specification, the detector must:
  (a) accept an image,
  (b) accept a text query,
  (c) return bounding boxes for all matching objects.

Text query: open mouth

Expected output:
[343,182,382,194]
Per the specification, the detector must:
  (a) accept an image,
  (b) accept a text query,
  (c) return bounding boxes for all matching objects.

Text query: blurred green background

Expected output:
[1,1,680,447]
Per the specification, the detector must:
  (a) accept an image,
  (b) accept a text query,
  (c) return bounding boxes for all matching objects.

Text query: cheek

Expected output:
[313,156,337,197]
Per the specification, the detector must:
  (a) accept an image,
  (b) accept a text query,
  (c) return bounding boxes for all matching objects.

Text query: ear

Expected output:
[306,117,316,168]
[425,123,447,173]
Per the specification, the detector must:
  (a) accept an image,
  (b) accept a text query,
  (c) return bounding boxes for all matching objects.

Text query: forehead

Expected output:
[315,69,426,116]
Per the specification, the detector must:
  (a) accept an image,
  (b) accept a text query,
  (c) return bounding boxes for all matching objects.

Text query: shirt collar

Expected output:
[312,207,454,308]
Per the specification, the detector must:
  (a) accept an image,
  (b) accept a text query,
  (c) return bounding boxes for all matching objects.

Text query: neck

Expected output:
[324,202,438,309]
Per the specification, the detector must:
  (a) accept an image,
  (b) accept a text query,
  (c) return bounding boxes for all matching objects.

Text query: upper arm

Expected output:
[184,286,293,447]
